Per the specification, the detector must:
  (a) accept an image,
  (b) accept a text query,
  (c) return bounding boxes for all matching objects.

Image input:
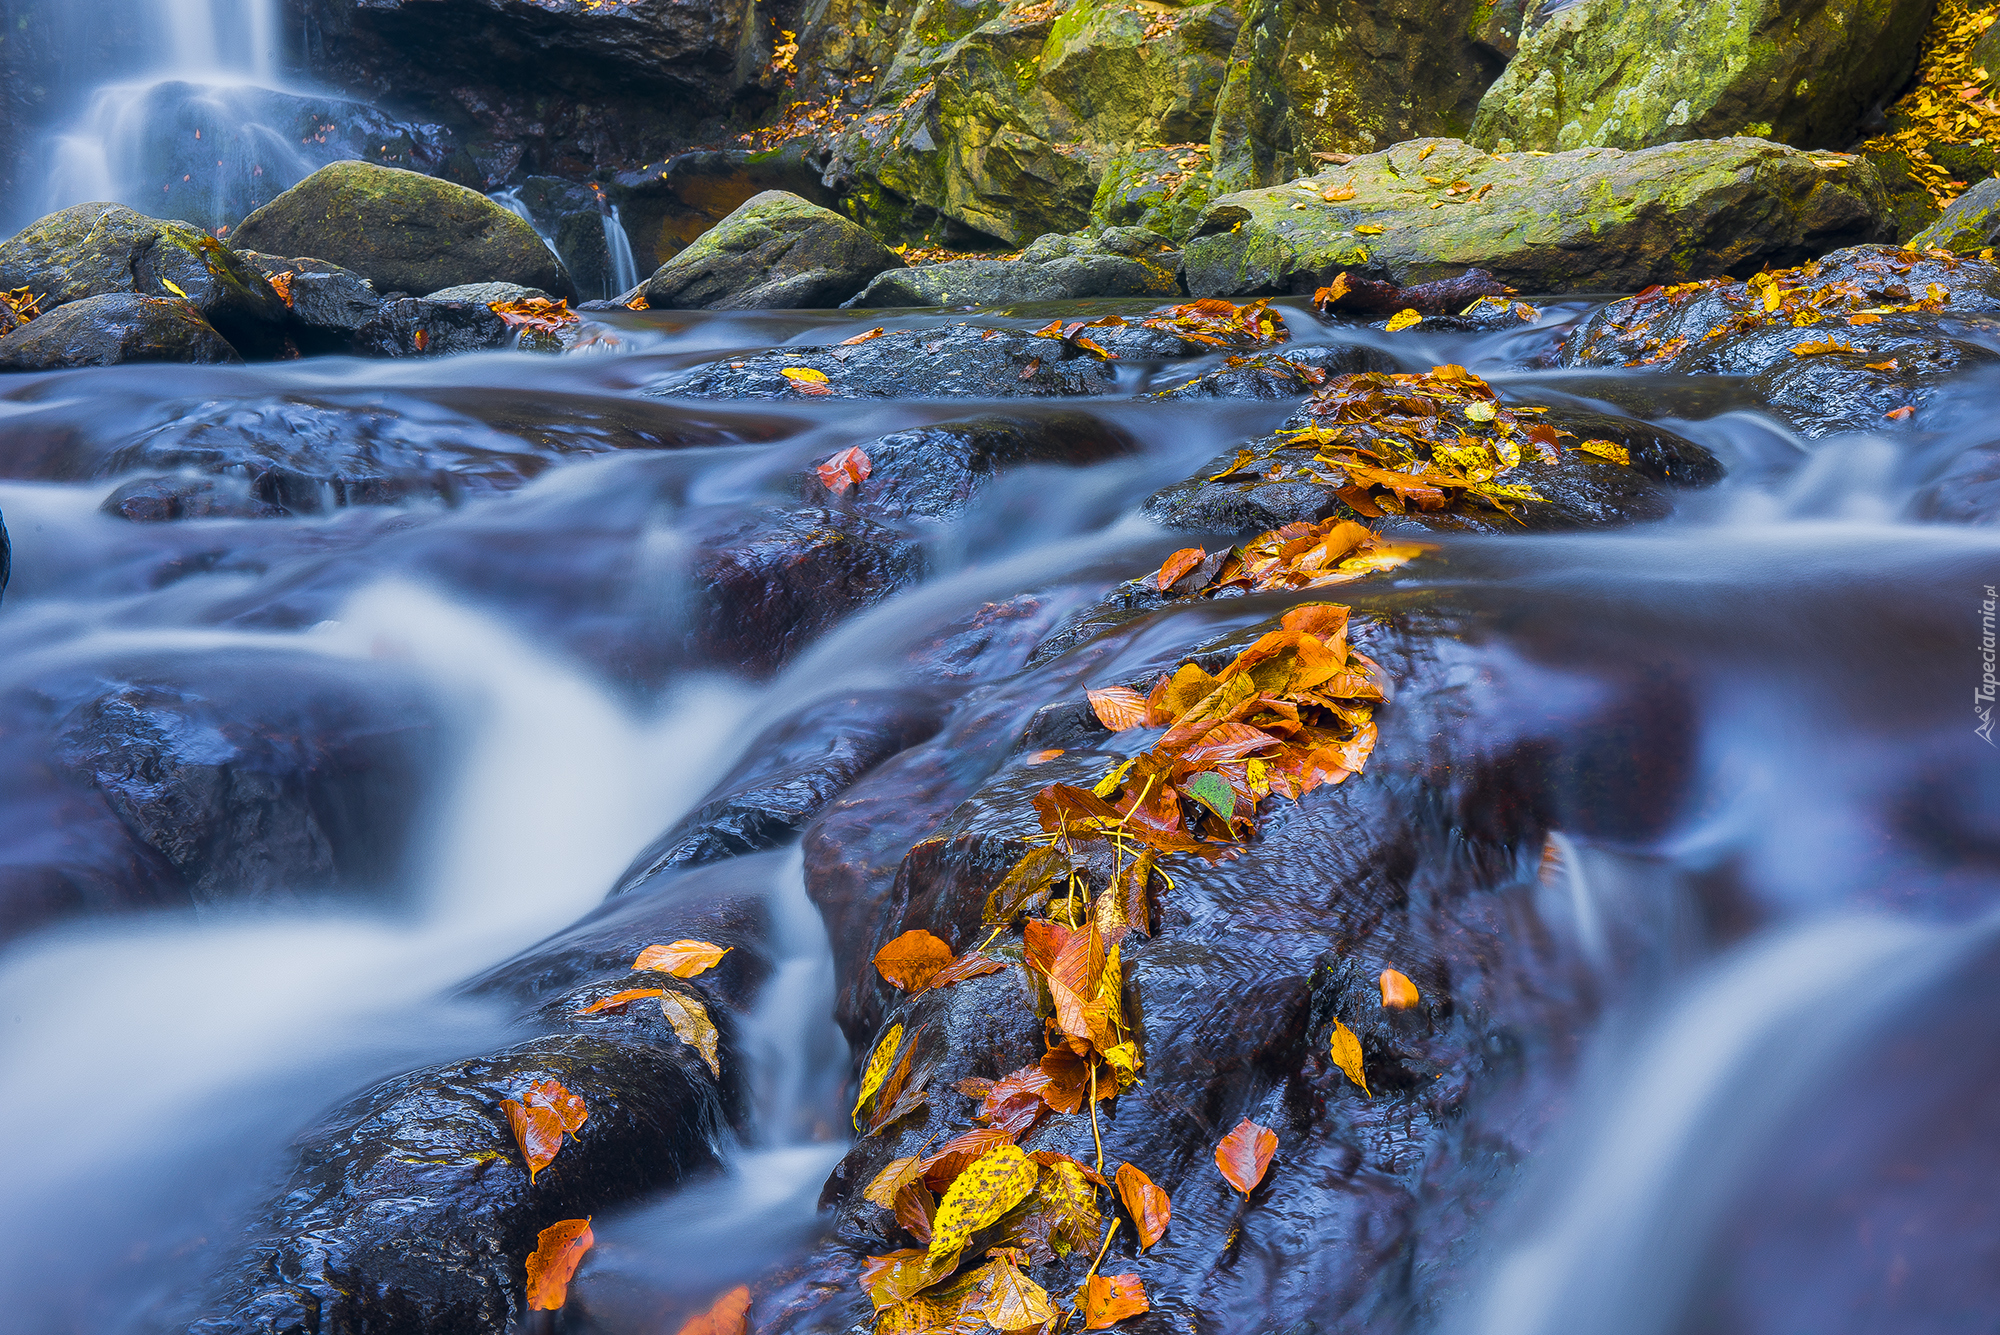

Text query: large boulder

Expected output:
[612,145,843,274]
[0,202,289,354]
[651,324,1123,399]
[1181,136,1890,296]
[1910,177,2000,254]
[1470,0,1934,154]
[0,294,240,370]
[844,228,1179,307]
[230,161,574,300]
[637,191,902,310]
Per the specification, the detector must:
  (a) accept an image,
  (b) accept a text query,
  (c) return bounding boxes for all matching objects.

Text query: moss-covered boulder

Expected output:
[0,293,241,370]
[1910,176,2000,253]
[1181,136,1889,296]
[230,162,573,300]
[638,190,903,309]
[845,226,1178,305]
[0,203,288,356]
[1470,0,1933,154]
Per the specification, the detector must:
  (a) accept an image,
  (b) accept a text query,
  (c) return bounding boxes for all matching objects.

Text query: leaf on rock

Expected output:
[1573,438,1630,466]
[634,940,731,978]
[661,991,722,1076]
[1180,770,1237,825]
[922,1127,1018,1194]
[577,987,667,1014]
[985,845,1068,923]
[861,1249,948,1313]
[1886,404,1916,420]
[979,1251,1057,1331]
[1328,1020,1370,1096]
[1114,1163,1171,1249]
[1215,1117,1277,1196]
[1384,308,1422,332]
[928,1143,1039,1267]
[840,326,888,345]
[1088,687,1149,731]
[1355,224,1386,235]
[502,1078,588,1182]
[816,445,872,491]
[491,297,580,334]
[1379,968,1420,1009]
[1156,546,1207,590]
[1791,338,1854,356]
[875,929,956,991]
[783,365,831,386]
[1864,358,1899,371]
[929,951,1007,989]
[867,1155,928,1209]
[525,1217,594,1311]
[676,1285,750,1335]
[855,1023,904,1129]
[896,1178,939,1243]
[1080,1273,1150,1329]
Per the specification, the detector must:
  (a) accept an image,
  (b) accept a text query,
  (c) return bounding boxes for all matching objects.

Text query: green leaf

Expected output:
[1182,771,1235,824]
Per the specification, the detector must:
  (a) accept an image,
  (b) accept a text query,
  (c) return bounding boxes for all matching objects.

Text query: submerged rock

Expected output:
[231,161,574,300]
[1182,137,1889,296]
[654,325,1123,399]
[0,293,241,370]
[845,229,1180,308]
[638,190,903,310]
[799,413,1142,519]
[351,296,513,358]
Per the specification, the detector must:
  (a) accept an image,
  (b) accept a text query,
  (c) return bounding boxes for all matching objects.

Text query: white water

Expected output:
[606,203,642,295]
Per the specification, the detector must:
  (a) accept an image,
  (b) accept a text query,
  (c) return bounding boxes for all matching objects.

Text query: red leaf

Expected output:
[1114,1162,1171,1249]
[525,1218,594,1310]
[874,929,956,991]
[1156,546,1206,590]
[928,951,1007,989]
[816,445,873,492]
[1215,1117,1277,1195]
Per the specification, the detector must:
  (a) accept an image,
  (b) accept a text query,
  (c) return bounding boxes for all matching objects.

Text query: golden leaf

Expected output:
[633,940,731,977]
[1462,400,1498,422]
[928,1143,1039,1267]
[979,1252,1056,1331]
[1329,1019,1370,1096]
[661,991,721,1076]
[1354,224,1386,235]
[1088,687,1150,731]
[1573,438,1630,466]
[1379,968,1421,1009]
[1384,309,1422,332]
[854,1023,904,1128]
[781,366,829,383]
[866,1156,927,1210]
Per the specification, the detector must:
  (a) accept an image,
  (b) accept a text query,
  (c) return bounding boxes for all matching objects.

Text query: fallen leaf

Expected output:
[661,991,721,1076]
[860,1249,946,1312]
[854,1023,904,1129]
[1329,1019,1370,1095]
[985,845,1068,923]
[1463,400,1498,422]
[1354,224,1386,235]
[1416,143,1437,162]
[1019,358,1041,380]
[979,1251,1056,1330]
[525,1218,594,1311]
[1573,438,1630,466]
[929,952,1007,989]
[1380,968,1421,1009]
[866,1155,928,1209]
[840,326,889,344]
[1215,1117,1277,1196]
[1863,358,1899,371]
[1885,404,1916,420]
[1157,546,1207,590]
[1025,748,1065,763]
[1088,686,1150,731]
[1180,770,1236,825]
[1080,1273,1150,1328]
[783,365,830,383]
[875,929,956,991]
[676,1285,750,1335]
[577,987,667,1014]
[1384,308,1422,332]
[929,1143,1039,1267]
[501,1078,588,1183]
[160,277,190,299]
[634,940,731,977]
[816,445,873,492]
[1791,338,1853,356]
[1114,1163,1171,1249]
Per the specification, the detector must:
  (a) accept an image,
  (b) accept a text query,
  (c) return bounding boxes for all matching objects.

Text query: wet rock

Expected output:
[844,229,1181,308]
[1313,266,1513,317]
[100,473,288,522]
[799,413,1142,519]
[690,506,927,674]
[1183,137,1889,296]
[653,325,1122,399]
[351,296,512,358]
[614,145,847,274]
[611,694,948,892]
[1909,176,2000,254]
[1146,344,1389,400]
[903,589,1111,683]
[232,250,384,354]
[503,176,623,301]
[1471,0,1931,154]
[1909,441,2000,526]
[638,191,903,311]
[0,293,242,370]
[0,202,291,356]
[425,281,551,303]
[230,161,575,300]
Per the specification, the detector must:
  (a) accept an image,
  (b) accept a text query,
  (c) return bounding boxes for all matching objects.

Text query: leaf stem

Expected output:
[1084,1216,1121,1282]
[1089,1063,1103,1176]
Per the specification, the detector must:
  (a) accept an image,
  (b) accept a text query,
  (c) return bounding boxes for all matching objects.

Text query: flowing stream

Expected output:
[0,301,1992,1333]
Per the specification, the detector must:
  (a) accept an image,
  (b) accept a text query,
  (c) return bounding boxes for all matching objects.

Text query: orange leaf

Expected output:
[1215,1117,1277,1195]
[1088,686,1149,731]
[928,951,1007,989]
[577,987,667,1014]
[1885,405,1915,420]
[527,1077,588,1134]
[1156,546,1206,590]
[1024,747,1065,763]
[874,929,956,991]
[676,1284,750,1335]
[525,1217,594,1310]
[633,941,732,978]
[1080,1273,1149,1328]
[1380,968,1420,1009]
[1114,1163,1171,1249]
[504,1099,563,1182]
[816,445,872,491]
[840,326,888,345]
[1019,358,1042,380]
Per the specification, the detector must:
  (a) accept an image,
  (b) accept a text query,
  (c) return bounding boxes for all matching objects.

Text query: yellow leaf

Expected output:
[1384,309,1421,332]
[865,1156,926,1209]
[1354,224,1386,235]
[853,1023,904,1128]
[1379,968,1421,1009]
[1329,1019,1369,1095]
[781,366,829,383]
[661,991,720,1076]
[1791,338,1852,356]
[633,940,731,977]
[980,1253,1056,1331]
[160,277,189,299]
[1574,438,1631,466]
[1417,143,1437,162]
[1463,400,1498,422]
[928,1143,1038,1267]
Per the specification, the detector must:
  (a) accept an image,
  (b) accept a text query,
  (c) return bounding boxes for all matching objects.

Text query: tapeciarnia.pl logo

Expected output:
[1980,583,1997,746]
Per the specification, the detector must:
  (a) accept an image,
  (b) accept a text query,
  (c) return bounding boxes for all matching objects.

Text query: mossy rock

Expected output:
[1181,136,1890,296]
[1911,177,2000,252]
[1038,0,1239,147]
[1470,0,1933,153]
[0,202,289,356]
[0,293,241,370]
[231,162,574,300]
[640,191,903,309]
[1091,148,1216,241]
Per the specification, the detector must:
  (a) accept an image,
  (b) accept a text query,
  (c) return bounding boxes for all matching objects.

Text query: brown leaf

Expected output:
[1088,686,1149,731]
[1080,1273,1149,1328]
[894,1178,938,1243]
[816,445,872,492]
[661,991,722,1076]
[875,929,956,991]
[922,1127,1018,1194]
[1028,1150,1111,1186]
[928,952,1007,989]
[676,1285,750,1335]
[1379,968,1420,1009]
[1215,1117,1277,1195]
[1114,1163,1171,1249]
[985,844,1067,923]
[577,987,667,1014]
[1156,546,1207,590]
[1019,358,1041,380]
[525,1218,594,1311]
[633,940,731,978]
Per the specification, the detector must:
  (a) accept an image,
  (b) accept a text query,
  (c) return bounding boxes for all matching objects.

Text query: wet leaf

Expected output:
[861,1249,948,1312]
[875,929,956,991]
[1028,1158,1103,1256]
[816,445,873,491]
[1384,309,1422,332]
[1215,1117,1277,1196]
[1463,400,1498,422]
[633,940,731,977]
[1180,770,1236,825]
[922,1127,1018,1194]
[1114,1162,1170,1249]
[1354,224,1386,235]
[577,987,667,1014]
[1886,404,1916,420]
[1380,968,1421,1009]
[160,277,190,299]
[491,297,580,334]
[661,990,721,1076]
[896,1177,939,1242]
[1081,1273,1150,1329]
[502,1078,588,1182]
[985,845,1067,923]
[928,1143,1039,1266]
[676,1284,750,1335]
[1019,358,1041,380]
[1329,1019,1370,1095]
[783,365,829,383]
[1089,686,1149,731]
[1791,338,1854,356]
[855,1023,904,1129]
[1573,438,1630,466]
[929,951,1007,989]
[1025,747,1065,763]
[979,1250,1056,1330]
[840,326,888,344]
[867,1155,928,1209]
[1864,358,1900,371]
[525,1217,594,1311]
[1156,546,1207,590]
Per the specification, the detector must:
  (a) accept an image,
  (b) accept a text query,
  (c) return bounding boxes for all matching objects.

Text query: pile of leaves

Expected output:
[1,286,43,337]
[1149,516,1431,599]
[1862,0,2000,209]
[1032,299,1288,362]
[491,296,583,350]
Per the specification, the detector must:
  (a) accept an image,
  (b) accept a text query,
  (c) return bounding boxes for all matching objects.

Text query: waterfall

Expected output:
[604,204,641,295]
